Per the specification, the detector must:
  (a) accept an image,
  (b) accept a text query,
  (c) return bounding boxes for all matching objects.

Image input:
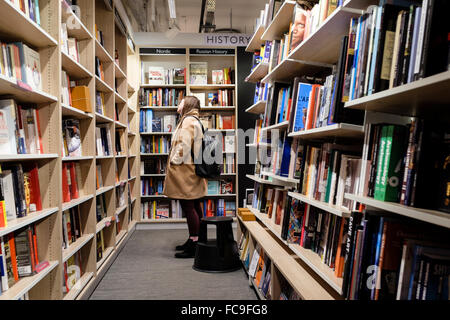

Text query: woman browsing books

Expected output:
[163,96,207,258]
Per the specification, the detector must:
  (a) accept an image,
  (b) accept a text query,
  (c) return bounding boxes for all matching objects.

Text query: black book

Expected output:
[342,211,363,299]
[393,11,409,87]
[420,0,450,79]
[287,77,302,132]
[11,164,26,218]
[367,124,383,197]
[400,5,416,86]
[280,197,292,240]
[373,4,404,94]
[14,227,33,277]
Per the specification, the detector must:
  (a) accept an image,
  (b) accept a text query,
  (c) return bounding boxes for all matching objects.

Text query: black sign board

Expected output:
[189,48,235,55]
[139,48,186,55]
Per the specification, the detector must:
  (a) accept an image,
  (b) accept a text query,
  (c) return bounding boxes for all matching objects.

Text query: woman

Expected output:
[163,96,207,258]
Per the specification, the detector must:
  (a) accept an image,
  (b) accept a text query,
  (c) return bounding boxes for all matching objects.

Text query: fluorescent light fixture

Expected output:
[168,0,176,19]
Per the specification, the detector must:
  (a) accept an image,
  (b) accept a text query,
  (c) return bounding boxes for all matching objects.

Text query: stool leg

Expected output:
[198,221,207,243]
[217,222,233,257]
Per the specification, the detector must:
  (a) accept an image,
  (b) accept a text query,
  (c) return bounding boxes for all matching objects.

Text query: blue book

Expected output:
[139,110,144,132]
[370,217,385,300]
[349,16,363,101]
[146,109,153,133]
[12,42,27,84]
[35,0,41,25]
[292,83,312,132]
[278,88,286,123]
[279,136,292,177]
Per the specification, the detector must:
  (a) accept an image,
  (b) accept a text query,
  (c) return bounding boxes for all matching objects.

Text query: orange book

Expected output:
[305,84,320,130]
[254,250,265,286]
[68,162,79,200]
[8,234,19,281]
[27,227,36,273]
[62,162,71,202]
[334,219,345,278]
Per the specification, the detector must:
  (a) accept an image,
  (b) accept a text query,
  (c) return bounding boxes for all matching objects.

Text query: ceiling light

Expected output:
[168,0,176,19]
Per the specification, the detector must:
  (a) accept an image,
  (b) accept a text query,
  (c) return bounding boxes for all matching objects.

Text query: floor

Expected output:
[89,228,258,300]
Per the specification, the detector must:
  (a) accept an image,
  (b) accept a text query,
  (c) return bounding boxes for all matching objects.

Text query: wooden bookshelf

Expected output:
[287,123,364,140]
[245,24,265,52]
[261,59,332,84]
[246,62,269,83]
[245,101,266,114]
[0,0,138,300]
[260,1,296,41]
[288,192,351,218]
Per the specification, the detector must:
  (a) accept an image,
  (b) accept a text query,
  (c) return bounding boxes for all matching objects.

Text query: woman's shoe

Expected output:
[174,240,196,258]
[175,238,190,251]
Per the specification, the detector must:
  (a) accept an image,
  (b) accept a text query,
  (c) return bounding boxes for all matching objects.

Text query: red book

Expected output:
[33,225,39,265]
[222,115,233,130]
[29,164,43,211]
[62,162,71,202]
[13,45,22,80]
[8,234,19,281]
[68,162,79,200]
[300,204,309,247]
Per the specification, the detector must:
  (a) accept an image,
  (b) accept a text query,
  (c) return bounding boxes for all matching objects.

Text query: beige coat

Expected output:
[163,108,207,200]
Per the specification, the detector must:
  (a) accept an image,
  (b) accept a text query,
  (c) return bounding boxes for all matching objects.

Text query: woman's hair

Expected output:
[181,96,200,116]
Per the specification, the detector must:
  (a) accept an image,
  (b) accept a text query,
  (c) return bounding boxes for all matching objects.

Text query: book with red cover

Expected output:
[222,115,234,130]
[28,163,42,211]
[8,234,19,281]
[68,162,79,200]
[62,162,71,202]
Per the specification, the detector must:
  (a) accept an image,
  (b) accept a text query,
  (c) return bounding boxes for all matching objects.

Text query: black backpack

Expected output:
[183,116,222,179]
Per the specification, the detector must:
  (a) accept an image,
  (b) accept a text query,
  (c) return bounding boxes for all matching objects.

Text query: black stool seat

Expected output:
[193,217,241,273]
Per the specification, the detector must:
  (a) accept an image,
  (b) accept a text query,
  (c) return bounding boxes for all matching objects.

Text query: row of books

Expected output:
[61,23,80,63]
[202,199,236,217]
[362,120,449,213]
[10,0,41,25]
[207,180,234,195]
[115,131,124,156]
[62,206,83,249]
[96,230,106,263]
[251,185,288,226]
[140,158,166,175]
[62,161,83,203]
[95,91,107,115]
[199,114,235,130]
[63,250,83,294]
[247,241,273,299]
[189,63,234,85]
[96,193,107,223]
[116,182,126,208]
[94,24,105,47]
[222,154,236,174]
[140,136,171,154]
[61,70,74,107]
[141,200,183,220]
[345,0,450,101]
[96,124,112,156]
[95,57,105,81]
[0,225,44,295]
[0,99,43,155]
[138,88,185,107]
[0,163,42,226]
[192,90,235,107]
[253,82,269,104]
[143,66,185,85]
[62,119,82,157]
[139,110,177,133]
[141,178,164,196]
[0,40,42,91]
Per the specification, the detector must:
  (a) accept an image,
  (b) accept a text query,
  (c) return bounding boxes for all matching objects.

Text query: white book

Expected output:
[147,66,165,85]
[1,170,17,222]
[248,246,260,277]
[95,127,103,156]
[0,238,9,291]
[224,135,235,153]
[163,115,177,132]
[0,99,18,154]
[67,38,79,62]
[61,23,68,55]
[23,44,42,91]
[21,108,37,154]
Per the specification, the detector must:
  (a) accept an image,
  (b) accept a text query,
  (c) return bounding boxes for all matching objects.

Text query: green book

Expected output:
[377,125,406,202]
[324,150,336,203]
[374,125,388,200]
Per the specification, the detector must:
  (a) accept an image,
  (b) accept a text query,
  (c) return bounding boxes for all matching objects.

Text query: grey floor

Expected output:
[89,229,257,300]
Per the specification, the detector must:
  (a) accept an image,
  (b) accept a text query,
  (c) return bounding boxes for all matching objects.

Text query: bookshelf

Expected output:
[0,0,138,300]
[241,0,450,301]
[138,46,239,222]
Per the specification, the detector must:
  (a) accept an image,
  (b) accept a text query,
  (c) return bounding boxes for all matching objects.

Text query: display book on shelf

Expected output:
[243,0,450,300]
[0,0,138,300]
[138,46,238,221]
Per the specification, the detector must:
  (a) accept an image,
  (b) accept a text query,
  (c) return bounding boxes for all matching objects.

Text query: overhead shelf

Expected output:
[288,192,351,218]
[288,123,364,140]
[345,193,450,229]
[245,100,266,114]
[261,1,296,41]
[0,74,58,104]
[262,59,332,84]
[246,62,269,83]
[245,24,265,52]
[0,207,59,237]
[344,70,450,117]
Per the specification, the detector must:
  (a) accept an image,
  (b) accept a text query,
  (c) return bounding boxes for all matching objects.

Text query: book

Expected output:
[190,62,208,85]
[147,66,165,85]
[63,119,82,157]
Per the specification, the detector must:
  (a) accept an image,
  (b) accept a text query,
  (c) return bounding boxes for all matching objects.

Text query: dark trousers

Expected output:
[180,199,203,237]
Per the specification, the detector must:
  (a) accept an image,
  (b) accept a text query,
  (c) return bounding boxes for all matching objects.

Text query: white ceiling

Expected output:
[122,0,267,34]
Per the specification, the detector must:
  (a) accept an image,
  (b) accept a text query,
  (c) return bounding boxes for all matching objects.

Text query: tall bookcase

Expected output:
[239,0,450,300]
[0,0,138,300]
[138,47,239,222]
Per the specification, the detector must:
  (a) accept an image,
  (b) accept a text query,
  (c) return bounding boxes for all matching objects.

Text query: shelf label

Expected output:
[189,48,235,55]
[139,48,186,55]
[203,34,251,47]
